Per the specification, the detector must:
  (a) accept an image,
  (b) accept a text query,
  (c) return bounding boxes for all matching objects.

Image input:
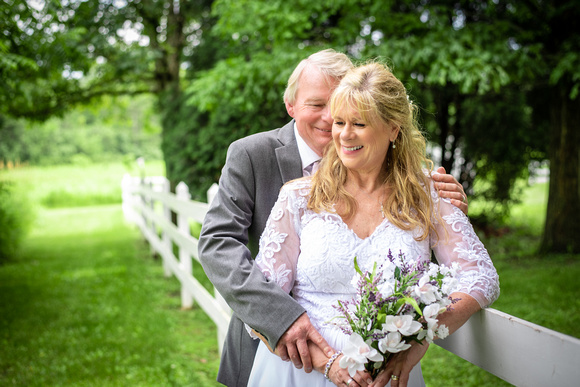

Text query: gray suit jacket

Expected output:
[198,121,307,386]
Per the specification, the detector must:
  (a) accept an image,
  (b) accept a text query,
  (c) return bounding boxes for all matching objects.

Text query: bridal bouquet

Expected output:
[332,251,459,377]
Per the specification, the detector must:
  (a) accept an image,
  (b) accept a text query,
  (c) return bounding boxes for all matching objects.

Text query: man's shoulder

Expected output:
[230,121,294,151]
[233,128,281,147]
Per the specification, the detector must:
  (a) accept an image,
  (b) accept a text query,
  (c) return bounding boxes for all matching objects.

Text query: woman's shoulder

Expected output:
[275,177,312,215]
[281,176,312,195]
[420,168,437,193]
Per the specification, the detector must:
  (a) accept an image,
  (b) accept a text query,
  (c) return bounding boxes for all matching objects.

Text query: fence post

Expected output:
[161,177,172,277]
[146,178,157,257]
[121,174,133,222]
[176,181,194,309]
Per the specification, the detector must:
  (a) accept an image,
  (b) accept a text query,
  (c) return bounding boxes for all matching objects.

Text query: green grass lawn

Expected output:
[0,205,221,387]
[1,164,578,386]
[1,162,220,386]
[1,161,164,208]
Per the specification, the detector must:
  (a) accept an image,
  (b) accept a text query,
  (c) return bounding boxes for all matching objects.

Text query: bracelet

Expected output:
[324,351,342,380]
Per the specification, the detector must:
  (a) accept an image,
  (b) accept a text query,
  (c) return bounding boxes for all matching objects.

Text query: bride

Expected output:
[246,62,500,387]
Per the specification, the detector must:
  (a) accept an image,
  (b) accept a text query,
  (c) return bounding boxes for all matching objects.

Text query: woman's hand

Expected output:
[369,341,430,387]
[370,293,481,387]
[308,341,373,387]
[327,354,373,387]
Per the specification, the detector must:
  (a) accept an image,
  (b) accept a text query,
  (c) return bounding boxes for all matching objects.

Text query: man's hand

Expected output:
[274,313,333,373]
[370,341,430,387]
[432,166,468,215]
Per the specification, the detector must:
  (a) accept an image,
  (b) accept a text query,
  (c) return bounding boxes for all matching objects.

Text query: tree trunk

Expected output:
[541,85,580,254]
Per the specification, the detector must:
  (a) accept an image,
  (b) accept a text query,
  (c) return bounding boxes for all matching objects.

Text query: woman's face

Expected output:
[332,106,399,176]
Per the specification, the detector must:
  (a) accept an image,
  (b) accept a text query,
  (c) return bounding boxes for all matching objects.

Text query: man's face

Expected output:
[285,66,340,156]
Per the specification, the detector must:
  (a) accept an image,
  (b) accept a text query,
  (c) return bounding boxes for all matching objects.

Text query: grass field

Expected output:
[1,162,578,386]
[0,206,221,386]
[0,162,221,386]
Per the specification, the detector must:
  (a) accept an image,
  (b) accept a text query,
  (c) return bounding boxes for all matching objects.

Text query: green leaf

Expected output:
[394,266,401,280]
[354,256,363,277]
[394,297,423,316]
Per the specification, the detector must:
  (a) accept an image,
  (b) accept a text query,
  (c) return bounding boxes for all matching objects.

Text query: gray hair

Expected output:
[283,49,354,104]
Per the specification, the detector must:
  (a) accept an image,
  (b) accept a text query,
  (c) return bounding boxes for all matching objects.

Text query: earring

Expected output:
[392,139,396,149]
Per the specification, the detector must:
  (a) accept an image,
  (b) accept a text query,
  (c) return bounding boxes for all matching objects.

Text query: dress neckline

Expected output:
[329,212,389,241]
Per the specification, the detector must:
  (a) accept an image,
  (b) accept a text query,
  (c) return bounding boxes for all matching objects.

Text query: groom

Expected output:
[198,49,468,387]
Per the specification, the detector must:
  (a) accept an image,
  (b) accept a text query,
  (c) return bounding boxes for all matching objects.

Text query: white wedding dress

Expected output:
[247,177,500,387]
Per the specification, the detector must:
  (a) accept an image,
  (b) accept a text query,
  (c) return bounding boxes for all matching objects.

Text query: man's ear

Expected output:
[285,99,295,118]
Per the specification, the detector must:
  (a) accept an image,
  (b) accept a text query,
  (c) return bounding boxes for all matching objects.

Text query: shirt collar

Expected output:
[294,122,321,171]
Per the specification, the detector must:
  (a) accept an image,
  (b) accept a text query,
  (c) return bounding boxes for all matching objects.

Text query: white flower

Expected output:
[428,263,440,277]
[437,324,450,339]
[418,303,442,343]
[339,354,366,378]
[382,315,422,336]
[339,333,383,377]
[417,322,437,342]
[442,276,458,295]
[377,278,396,297]
[382,260,396,273]
[377,331,412,353]
[423,303,444,319]
[413,274,438,304]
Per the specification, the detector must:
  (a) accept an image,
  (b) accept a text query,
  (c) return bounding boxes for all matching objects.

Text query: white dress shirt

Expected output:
[294,124,321,176]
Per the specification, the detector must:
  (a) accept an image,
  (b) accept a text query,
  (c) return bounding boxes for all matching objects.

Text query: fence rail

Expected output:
[122,174,580,386]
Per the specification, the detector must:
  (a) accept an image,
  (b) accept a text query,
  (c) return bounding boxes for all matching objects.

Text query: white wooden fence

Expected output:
[121,174,580,387]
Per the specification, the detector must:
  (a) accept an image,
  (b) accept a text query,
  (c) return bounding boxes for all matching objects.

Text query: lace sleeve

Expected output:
[430,182,500,308]
[254,182,305,294]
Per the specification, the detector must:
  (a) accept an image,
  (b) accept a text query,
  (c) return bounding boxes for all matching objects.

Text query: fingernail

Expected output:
[367,379,373,384]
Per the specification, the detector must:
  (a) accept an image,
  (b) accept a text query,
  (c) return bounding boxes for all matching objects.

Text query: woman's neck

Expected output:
[345,169,385,195]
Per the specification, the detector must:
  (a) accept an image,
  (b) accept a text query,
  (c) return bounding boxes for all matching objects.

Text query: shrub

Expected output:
[0,181,34,263]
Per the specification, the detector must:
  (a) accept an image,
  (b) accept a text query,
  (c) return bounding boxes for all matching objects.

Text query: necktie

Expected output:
[304,160,320,176]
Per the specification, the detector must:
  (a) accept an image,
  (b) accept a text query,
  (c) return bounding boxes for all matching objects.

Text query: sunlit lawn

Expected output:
[0,162,220,386]
[1,161,164,208]
[0,204,221,386]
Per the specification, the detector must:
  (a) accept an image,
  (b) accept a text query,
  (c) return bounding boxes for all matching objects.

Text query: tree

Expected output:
[517,1,580,253]
[3,0,578,252]
[193,0,578,252]
[1,0,221,190]
[189,0,539,205]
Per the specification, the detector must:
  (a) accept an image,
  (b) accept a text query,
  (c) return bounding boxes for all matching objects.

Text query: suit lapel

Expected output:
[275,120,303,184]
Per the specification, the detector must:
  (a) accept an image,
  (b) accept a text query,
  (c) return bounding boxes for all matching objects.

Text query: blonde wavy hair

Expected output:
[308,62,436,241]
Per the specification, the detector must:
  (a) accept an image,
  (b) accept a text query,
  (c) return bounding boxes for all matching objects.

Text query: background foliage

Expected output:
[0,180,33,264]
[1,0,579,249]
[0,94,162,166]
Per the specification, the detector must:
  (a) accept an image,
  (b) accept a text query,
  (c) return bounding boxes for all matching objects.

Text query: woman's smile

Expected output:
[343,145,363,152]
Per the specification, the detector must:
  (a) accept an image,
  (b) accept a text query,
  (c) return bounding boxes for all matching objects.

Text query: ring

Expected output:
[461,194,467,203]
[392,375,400,381]
[346,378,354,386]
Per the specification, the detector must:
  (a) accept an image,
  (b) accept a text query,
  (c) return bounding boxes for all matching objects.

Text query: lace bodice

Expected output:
[255,177,500,334]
